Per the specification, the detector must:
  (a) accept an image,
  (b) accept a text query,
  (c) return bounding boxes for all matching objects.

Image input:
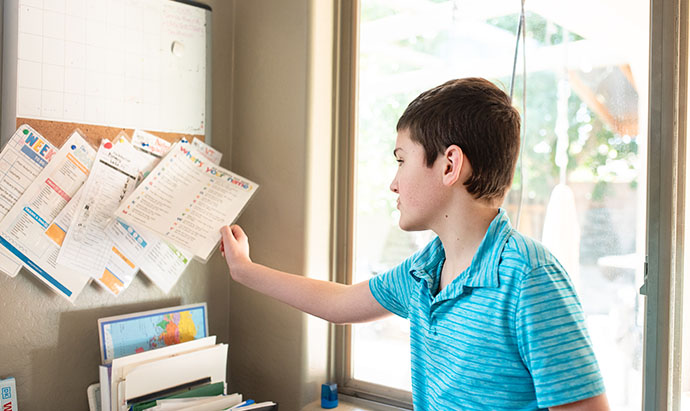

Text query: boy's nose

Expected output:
[390,178,398,193]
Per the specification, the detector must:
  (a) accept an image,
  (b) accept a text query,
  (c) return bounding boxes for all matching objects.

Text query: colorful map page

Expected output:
[99,303,207,364]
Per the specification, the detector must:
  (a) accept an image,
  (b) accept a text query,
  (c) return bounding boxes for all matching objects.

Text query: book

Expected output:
[173,394,243,411]
[99,365,111,411]
[87,382,101,411]
[0,377,18,411]
[130,381,225,411]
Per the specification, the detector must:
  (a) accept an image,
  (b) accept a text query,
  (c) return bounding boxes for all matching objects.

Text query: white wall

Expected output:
[225,0,334,409]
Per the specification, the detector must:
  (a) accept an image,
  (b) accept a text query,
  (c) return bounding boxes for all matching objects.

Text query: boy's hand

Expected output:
[220,225,252,280]
[218,224,389,324]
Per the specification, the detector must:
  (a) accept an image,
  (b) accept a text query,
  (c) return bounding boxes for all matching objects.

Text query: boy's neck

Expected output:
[434,200,499,291]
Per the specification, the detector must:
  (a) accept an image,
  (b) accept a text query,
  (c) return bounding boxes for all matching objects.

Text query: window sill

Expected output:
[301,395,409,411]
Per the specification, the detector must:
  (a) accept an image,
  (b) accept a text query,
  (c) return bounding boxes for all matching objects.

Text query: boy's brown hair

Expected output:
[397,77,521,202]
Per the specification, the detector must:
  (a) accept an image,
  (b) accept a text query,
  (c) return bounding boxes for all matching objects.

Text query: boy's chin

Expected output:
[398,219,425,232]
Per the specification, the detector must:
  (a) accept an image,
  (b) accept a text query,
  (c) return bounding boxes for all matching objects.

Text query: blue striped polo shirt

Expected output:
[369,208,605,410]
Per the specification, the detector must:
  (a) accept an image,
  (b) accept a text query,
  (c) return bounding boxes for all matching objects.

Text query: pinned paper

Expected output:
[192,137,222,165]
[57,138,152,295]
[0,125,57,277]
[132,129,173,159]
[0,131,97,302]
[106,219,193,294]
[115,143,258,262]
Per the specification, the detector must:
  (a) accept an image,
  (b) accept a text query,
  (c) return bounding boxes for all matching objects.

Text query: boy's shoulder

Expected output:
[500,228,563,274]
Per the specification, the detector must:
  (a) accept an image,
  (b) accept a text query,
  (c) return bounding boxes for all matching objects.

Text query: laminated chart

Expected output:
[105,219,193,294]
[0,125,57,277]
[57,137,154,296]
[0,131,96,302]
[115,143,259,262]
[44,185,84,247]
[105,136,220,294]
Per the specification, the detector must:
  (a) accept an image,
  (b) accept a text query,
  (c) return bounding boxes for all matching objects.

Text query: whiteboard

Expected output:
[2,0,211,145]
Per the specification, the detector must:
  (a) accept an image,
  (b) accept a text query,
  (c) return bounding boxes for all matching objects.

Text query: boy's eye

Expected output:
[396,159,403,166]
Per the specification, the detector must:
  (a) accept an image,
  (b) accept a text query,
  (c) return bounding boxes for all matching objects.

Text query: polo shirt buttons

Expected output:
[428,316,438,336]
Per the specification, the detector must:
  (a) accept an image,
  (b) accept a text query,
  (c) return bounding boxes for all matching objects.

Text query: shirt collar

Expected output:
[408,208,513,293]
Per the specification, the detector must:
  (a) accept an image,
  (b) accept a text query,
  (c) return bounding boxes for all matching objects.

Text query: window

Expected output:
[339,0,652,408]
[683,78,690,408]
[681,5,690,409]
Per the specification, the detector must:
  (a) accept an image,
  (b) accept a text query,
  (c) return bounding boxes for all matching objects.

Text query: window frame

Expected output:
[331,0,690,409]
[331,0,414,407]
[644,0,688,410]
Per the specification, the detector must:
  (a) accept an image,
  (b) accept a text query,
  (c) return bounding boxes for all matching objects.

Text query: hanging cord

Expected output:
[508,0,524,100]
[508,0,527,230]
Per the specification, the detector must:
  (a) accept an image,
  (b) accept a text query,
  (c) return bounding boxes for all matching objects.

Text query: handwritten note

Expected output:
[191,137,222,165]
[131,129,173,159]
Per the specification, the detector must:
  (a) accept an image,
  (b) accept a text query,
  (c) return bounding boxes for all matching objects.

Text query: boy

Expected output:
[220,78,609,410]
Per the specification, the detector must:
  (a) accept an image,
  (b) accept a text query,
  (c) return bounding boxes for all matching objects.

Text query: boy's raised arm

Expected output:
[220,225,391,325]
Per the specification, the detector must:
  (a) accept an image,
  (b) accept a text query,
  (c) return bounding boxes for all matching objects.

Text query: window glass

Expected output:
[352,1,648,408]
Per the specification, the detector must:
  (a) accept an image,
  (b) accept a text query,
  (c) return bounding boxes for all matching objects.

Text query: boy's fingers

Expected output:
[230,225,247,241]
[220,225,232,240]
[219,227,230,258]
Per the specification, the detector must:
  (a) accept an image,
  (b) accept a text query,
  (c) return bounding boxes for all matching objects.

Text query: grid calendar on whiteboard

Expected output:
[15,0,206,135]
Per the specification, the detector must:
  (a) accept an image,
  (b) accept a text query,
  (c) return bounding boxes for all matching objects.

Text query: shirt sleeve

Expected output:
[515,263,606,408]
[368,251,420,319]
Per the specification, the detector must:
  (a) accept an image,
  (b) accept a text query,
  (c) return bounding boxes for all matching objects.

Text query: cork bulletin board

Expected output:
[14,117,202,149]
[2,0,212,149]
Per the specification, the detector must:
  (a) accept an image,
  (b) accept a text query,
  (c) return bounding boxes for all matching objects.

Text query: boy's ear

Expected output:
[442,145,465,186]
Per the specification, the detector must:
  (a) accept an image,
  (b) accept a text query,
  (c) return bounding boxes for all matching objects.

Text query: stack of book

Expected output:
[95,303,276,411]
